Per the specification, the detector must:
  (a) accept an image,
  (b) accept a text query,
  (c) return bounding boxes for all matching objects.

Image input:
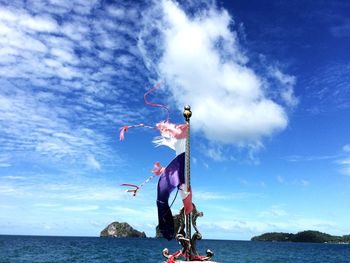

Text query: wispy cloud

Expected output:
[0,179,127,202]
[330,17,350,38]
[86,155,101,170]
[343,144,350,152]
[268,66,298,107]
[283,154,339,162]
[303,62,350,114]
[0,185,16,194]
[259,206,288,218]
[2,176,26,180]
[277,175,285,184]
[337,144,350,176]
[0,154,11,167]
[282,144,350,178]
[195,190,262,201]
[276,175,310,187]
[201,216,338,240]
[0,1,147,169]
[33,203,61,208]
[63,205,99,212]
[106,205,157,221]
[0,0,298,169]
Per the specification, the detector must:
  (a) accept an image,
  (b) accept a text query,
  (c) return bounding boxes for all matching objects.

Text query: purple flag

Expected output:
[157,152,185,240]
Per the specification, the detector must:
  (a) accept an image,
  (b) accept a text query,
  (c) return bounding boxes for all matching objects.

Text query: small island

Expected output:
[100,222,146,238]
[251,230,350,243]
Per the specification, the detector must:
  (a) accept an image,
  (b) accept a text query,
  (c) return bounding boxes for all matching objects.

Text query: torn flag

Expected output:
[157,152,185,240]
[156,121,193,240]
[153,121,188,156]
[180,185,193,215]
[120,120,193,240]
[154,121,193,215]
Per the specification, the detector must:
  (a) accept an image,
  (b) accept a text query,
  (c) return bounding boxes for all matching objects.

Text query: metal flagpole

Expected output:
[183,105,192,261]
[161,106,214,262]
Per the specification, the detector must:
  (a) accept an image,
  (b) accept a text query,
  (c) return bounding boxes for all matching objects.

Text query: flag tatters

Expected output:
[120,84,193,240]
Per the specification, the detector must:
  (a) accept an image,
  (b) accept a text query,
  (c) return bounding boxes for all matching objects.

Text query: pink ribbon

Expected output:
[143,82,170,121]
[120,184,139,197]
[119,126,129,141]
[152,161,165,176]
[119,123,153,141]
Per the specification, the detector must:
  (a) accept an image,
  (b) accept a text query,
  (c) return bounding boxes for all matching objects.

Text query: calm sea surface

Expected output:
[0,235,350,263]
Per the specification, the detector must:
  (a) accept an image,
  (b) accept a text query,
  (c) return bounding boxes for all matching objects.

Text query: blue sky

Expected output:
[1,0,350,240]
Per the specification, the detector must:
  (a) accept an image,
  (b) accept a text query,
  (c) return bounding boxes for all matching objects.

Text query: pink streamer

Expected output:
[119,126,129,141]
[119,123,153,141]
[156,121,188,139]
[152,161,165,176]
[144,82,170,121]
[121,161,164,197]
[120,184,139,197]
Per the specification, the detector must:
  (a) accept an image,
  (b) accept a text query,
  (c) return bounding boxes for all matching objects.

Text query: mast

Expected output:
[183,105,192,261]
[162,106,214,262]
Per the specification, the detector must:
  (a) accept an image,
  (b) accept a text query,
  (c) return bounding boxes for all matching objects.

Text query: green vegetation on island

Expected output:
[100,222,146,238]
[251,230,350,243]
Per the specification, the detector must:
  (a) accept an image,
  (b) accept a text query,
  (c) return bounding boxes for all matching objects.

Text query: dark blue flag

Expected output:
[157,152,185,240]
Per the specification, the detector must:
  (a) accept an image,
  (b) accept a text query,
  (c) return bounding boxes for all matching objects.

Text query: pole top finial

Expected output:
[183,105,192,122]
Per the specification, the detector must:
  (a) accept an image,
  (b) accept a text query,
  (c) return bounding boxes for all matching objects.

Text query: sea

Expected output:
[1,235,350,263]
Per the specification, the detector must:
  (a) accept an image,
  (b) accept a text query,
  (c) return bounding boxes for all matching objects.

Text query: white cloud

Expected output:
[86,155,101,170]
[107,7,125,19]
[343,144,350,152]
[259,206,288,218]
[0,180,128,202]
[3,176,26,180]
[139,0,295,148]
[63,205,99,212]
[0,185,16,194]
[195,190,261,201]
[284,154,339,162]
[0,8,20,22]
[195,191,228,201]
[33,203,60,208]
[201,216,338,240]
[276,175,310,187]
[202,145,227,161]
[0,154,11,167]
[268,66,298,107]
[0,2,147,169]
[50,48,78,64]
[337,145,350,176]
[277,175,285,184]
[20,15,59,33]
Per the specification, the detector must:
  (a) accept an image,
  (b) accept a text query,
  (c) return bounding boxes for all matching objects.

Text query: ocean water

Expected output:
[0,235,350,263]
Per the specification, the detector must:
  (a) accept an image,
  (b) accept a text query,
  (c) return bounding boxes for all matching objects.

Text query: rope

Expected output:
[169,188,179,209]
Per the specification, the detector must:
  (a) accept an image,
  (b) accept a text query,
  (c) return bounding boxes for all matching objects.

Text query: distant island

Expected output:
[251,230,350,243]
[100,222,146,238]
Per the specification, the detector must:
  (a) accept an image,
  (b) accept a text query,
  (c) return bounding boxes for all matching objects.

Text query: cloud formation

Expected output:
[0,0,297,168]
[0,1,146,168]
[303,62,350,114]
[139,0,296,147]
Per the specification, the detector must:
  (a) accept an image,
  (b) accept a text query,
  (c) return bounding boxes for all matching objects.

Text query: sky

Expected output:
[0,0,350,241]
